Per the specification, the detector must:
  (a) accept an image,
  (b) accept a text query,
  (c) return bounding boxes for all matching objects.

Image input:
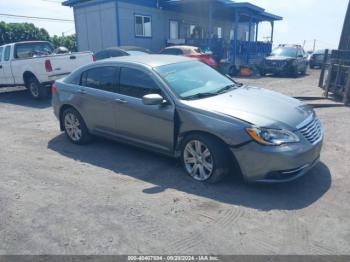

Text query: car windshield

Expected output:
[270,47,297,58]
[154,61,237,100]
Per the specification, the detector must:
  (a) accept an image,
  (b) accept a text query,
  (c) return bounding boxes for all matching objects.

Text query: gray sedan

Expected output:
[52,55,323,183]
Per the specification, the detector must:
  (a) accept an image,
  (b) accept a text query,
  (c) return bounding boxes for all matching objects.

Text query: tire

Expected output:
[289,67,298,78]
[26,76,49,100]
[181,133,230,183]
[229,66,238,76]
[301,67,307,75]
[259,70,266,77]
[62,108,91,145]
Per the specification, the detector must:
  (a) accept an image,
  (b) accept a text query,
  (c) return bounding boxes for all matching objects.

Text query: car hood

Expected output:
[181,86,314,130]
[265,56,295,61]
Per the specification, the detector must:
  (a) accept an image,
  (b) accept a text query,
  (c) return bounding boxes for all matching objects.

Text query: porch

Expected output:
[161,0,282,67]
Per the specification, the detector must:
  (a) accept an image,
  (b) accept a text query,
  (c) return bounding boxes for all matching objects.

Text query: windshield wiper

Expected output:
[182,92,219,100]
[216,84,238,94]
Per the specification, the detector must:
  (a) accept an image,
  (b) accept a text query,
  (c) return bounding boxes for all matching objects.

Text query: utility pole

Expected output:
[313,39,316,52]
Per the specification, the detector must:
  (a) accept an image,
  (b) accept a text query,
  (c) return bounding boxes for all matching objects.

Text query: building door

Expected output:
[170,20,179,40]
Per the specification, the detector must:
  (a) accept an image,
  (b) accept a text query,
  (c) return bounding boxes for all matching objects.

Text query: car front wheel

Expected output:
[181,134,230,183]
[62,108,90,144]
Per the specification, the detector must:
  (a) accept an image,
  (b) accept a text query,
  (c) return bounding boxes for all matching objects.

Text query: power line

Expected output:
[0,13,74,23]
[41,0,62,3]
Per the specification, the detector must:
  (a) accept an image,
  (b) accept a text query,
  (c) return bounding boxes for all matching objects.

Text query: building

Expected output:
[63,0,282,68]
[339,0,350,50]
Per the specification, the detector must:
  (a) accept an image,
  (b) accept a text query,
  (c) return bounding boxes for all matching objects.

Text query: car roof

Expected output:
[119,46,151,52]
[99,54,192,68]
[165,45,198,50]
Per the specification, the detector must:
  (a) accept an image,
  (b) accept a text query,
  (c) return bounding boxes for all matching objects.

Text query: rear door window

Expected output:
[81,66,119,93]
[119,67,161,98]
[4,46,11,61]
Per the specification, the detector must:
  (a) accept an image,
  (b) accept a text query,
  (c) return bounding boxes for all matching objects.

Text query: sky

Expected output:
[0,0,348,51]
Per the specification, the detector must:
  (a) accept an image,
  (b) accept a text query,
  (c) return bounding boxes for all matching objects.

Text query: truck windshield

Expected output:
[15,42,54,59]
[270,47,297,58]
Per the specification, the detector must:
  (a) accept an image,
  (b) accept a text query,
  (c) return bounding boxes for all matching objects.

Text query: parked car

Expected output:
[160,45,218,68]
[95,46,152,61]
[309,49,329,69]
[258,45,308,77]
[119,46,153,55]
[94,47,129,61]
[0,41,94,99]
[52,55,323,183]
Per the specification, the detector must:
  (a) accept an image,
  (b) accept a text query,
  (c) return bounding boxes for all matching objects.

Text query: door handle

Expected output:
[70,55,76,60]
[113,98,128,104]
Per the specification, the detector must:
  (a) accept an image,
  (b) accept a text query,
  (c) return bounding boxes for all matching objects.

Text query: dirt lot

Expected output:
[0,70,349,255]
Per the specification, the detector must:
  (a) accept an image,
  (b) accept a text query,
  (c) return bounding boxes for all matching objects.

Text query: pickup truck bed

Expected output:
[0,41,94,99]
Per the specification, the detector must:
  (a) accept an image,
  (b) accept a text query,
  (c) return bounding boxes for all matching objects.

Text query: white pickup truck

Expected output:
[0,41,94,99]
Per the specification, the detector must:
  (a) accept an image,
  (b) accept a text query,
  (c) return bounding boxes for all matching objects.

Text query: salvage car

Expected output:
[160,45,218,68]
[0,41,94,99]
[259,45,308,77]
[309,49,329,69]
[52,55,323,183]
[94,46,152,61]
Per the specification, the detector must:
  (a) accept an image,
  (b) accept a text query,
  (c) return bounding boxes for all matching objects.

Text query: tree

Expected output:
[51,34,76,51]
[0,21,76,51]
[0,22,50,45]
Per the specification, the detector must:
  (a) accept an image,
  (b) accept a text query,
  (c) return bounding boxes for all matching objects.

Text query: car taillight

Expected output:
[51,83,57,94]
[45,59,53,72]
[92,54,96,61]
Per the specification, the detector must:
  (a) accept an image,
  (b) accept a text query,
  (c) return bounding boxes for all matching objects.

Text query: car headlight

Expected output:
[246,127,300,146]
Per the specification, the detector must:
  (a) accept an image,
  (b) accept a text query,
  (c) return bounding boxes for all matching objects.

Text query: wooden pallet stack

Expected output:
[319,1,350,105]
[319,50,350,105]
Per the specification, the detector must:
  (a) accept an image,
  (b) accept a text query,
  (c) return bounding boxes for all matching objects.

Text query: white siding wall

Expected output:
[74,0,117,52]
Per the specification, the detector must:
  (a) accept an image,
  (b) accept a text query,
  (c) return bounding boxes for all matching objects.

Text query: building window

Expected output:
[135,15,152,37]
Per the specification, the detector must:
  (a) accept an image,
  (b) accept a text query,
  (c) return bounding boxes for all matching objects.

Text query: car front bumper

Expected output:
[231,139,323,183]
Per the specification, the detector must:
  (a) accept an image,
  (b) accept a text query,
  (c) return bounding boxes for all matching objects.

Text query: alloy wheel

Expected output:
[64,112,82,142]
[29,82,39,98]
[183,140,214,181]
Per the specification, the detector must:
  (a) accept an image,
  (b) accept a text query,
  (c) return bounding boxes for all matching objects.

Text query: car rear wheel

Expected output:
[181,134,230,183]
[62,108,91,144]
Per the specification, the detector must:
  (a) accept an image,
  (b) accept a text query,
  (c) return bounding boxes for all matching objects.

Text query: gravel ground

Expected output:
[0,70,349,255]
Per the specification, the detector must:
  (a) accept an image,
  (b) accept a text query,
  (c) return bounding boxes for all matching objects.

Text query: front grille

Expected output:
[298,117,323,144]
[266,60,286,67]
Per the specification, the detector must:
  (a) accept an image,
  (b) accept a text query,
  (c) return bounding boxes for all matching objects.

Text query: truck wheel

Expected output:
[27,76,49,100]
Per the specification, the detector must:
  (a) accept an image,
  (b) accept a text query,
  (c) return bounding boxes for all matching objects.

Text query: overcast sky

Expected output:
[0,0,348,51]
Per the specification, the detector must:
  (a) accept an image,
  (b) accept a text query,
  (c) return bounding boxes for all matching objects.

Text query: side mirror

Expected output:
[142,94,164,105]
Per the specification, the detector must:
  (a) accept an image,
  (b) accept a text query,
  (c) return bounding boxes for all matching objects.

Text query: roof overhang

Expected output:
[62,0,282,21]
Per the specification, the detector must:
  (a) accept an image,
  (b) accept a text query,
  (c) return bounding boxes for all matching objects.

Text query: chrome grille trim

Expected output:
[298,116,323,144]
